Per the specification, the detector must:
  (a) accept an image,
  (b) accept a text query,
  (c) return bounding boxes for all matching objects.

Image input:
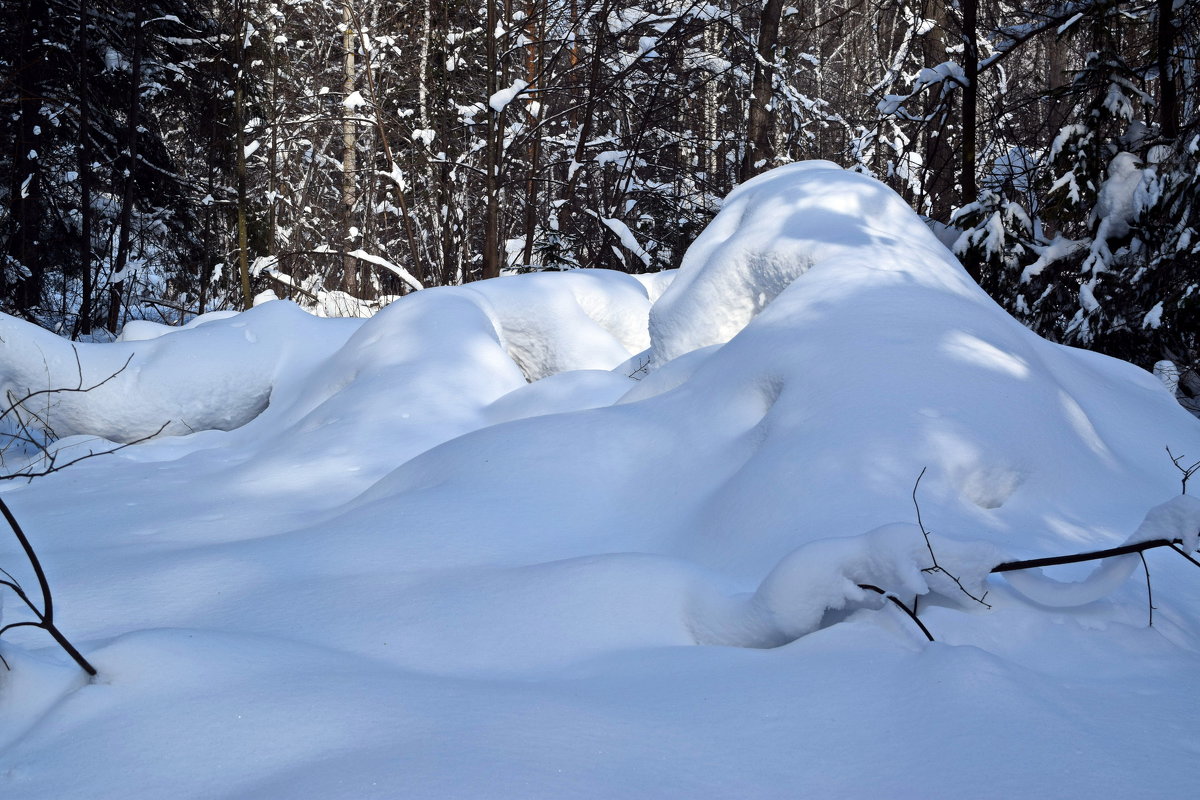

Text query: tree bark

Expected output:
[520,0,544,269]
[960,0,978,205]
[75,0,94,336]
[234,0,253,309]
[739,0,784,183]
[921,0,955,221]
[107,5,144,332]
[341,2,359,295]
[6,0,49,315]
[959,0,981,282]
[481,0,503,281]
[1156,0,1178,140]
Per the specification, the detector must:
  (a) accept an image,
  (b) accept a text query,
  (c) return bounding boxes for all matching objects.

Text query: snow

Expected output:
[3,162,1200,797]
[1144,300,1165,329]
[1092,151,1146,247]
[487,79,528,113]
[346,249,423,292]
[599,215,652,267]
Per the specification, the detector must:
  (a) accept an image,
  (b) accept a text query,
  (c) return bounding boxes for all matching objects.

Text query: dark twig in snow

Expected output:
[1,420,171,483]
[858,584,935,642]
[0,350,167,482]
[1139,551,1154,627]
[1168,543,1200,570]
[912,468,991,609]
[0,496,97,676]
[1166,446,1200,494]
[0,348,134,431]
[991,538,1197,572]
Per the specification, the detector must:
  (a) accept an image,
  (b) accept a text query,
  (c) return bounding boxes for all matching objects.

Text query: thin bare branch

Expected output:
[859,583,935,642]
[912,468,991,608]
[1,421,171,483]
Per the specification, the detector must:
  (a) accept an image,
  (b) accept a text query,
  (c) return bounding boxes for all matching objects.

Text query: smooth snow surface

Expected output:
[3,162,1200,798]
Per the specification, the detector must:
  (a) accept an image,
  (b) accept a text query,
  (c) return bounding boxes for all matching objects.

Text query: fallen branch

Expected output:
[1,420,171,483]
[990,538,1194,573]
[859,583,935,642]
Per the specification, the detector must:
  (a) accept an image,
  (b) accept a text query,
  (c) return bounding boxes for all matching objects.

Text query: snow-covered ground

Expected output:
[2,162,1200,797]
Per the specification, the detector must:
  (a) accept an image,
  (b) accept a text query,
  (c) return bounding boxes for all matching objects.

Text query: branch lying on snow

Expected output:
[1,421,171,483]
[0,496,96,676]
[991,537,1200,574]
[742,478,1200,647]
[849,530,1200,644]
[858,584,934,642]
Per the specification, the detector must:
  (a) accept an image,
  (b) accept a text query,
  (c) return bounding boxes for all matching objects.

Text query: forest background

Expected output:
[1,0,1197,401]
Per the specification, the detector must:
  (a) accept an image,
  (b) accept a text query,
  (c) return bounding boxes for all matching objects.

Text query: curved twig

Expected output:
[0,496,54,622]
[0,496,97,676]
[858,583,935,642]
[1,420,171,483]
[1139,551,1154,627]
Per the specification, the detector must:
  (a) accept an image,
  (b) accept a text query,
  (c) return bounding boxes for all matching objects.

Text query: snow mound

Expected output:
[0,301,353,444]
[0,270,651,468]
[648,160,978,364]
[4,163,1200,797]
[463,269,651,381]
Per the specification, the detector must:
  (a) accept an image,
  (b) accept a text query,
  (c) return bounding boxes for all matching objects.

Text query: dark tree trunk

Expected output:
[234,0,253,309]
[340,2,359,295]
[921,0,955,221]
[1157,0,1178,140]
[481,0,503,281]
[75,0,94,337]
[739,0,784,183]
[960,0,978,205]
[6,0,49,315]
[959,0,980,281]
[107,5,144,332]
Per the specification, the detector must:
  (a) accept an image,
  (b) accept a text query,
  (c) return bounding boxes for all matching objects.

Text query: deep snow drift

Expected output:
[2,162,1200,798]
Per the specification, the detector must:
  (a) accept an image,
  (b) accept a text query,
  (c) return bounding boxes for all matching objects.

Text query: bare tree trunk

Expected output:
[921,0,955,221]
[75,0,94,337]
[5,0,49,317]
[959,0,980,281]
[267,14,279,259]
[481,0,503,280]
[1046,29,1070,135]
[520,0,544,268]
[960,0,978,205]
[1157,0,1178,140]
[740,0,784,183]
[234,0,252,310]
[341,2,359,295]
[418,0,431,130]
[107,5,144,332]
